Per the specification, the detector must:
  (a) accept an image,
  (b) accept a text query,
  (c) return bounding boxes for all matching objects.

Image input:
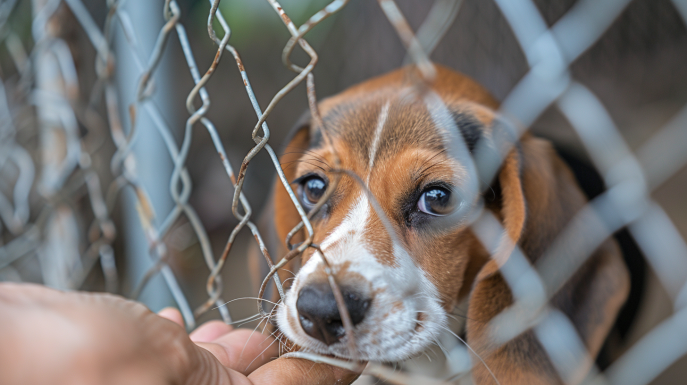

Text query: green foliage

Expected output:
[189,0,339,49]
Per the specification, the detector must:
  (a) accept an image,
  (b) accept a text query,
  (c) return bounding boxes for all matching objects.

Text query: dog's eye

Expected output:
[299,176,327,209]
[417,187,454,216]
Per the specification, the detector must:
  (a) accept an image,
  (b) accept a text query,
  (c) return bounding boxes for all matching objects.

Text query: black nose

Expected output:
[296,283,370,346]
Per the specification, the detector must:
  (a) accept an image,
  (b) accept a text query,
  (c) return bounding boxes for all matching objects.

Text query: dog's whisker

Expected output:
[445,311,471,322]
[408,291,457,306]
[259,316,272,337]
[236,315,268,329]
[429,322,501,385]
[238,314,275,362]
[220,313,264,326]
[416,325,451,360]
[431,337,451,360]
[260,302,282,337]
[244,335,281,372]
[255,300,284,339]
[420,349,434,363]
[215,296,281,307]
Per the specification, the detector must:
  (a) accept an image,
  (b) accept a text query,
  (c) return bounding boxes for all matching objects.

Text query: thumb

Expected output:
[184,345,255,385]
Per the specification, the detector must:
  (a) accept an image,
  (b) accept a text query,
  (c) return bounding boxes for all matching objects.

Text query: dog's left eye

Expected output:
[299,175,327,210]
[417,187,454,216]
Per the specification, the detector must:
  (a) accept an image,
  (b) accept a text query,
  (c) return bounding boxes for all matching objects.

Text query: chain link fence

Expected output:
[1,0,686,384]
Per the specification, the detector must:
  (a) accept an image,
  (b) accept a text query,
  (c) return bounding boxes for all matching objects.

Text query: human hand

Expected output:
[0,283,358,385]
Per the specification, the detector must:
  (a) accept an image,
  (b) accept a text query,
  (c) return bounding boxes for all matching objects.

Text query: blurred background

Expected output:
[0,0,686,383]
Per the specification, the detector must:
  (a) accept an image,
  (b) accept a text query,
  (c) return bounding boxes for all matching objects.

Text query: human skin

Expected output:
[0,283,357,385]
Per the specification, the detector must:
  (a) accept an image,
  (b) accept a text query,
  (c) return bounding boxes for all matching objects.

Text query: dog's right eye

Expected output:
[417,186,455,216]
[298,175,327,210]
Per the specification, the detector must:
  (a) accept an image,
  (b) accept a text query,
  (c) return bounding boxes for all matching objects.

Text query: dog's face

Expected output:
[274,67,520,361]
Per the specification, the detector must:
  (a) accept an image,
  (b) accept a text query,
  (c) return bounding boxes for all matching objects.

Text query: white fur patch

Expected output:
[366,101,391,184]
[320,194,370,251]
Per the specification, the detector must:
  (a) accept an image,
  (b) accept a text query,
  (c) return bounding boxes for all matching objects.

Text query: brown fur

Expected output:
[250,65,630,384]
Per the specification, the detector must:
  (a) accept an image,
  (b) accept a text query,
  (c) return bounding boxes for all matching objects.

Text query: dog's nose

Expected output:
[296,283,370,346]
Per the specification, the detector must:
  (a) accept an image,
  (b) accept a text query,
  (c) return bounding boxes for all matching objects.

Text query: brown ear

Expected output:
[467,137,630,384]
[476,147,527,280]
[495,148,526,262]
[274,115,313,246]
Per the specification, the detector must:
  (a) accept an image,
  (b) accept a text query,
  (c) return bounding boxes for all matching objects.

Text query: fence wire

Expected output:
[0,0,686,384]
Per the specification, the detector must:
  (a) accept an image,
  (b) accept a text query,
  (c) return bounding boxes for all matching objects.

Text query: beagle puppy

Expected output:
[252,65,630,384]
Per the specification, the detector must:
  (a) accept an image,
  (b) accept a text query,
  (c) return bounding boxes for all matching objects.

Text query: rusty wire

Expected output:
[0,0,121,293]
[1,0,687,384]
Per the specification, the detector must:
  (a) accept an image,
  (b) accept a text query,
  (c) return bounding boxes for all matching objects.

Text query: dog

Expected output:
[250,65,630,384]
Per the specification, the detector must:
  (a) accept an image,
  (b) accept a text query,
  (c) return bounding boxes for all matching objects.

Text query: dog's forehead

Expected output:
[314,99,491,174]
[322,96,443,158]
[311,67,498,164]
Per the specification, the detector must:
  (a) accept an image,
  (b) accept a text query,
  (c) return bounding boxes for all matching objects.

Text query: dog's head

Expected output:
[272,65,526,361]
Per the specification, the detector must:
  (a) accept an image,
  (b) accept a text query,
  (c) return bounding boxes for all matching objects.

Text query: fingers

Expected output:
[156,309,234,342]
[158,307,184,327]
[156,309,269,374]
[187,348,360,385]
[248,357,360,385]
[195,328,279,375]
[0,282,61,306]
[162,313,357,384]
[190,320,233,342]
[185,346,255,385]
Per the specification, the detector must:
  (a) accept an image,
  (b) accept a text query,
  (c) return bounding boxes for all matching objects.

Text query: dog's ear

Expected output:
[248,111,313,295]
[469,121,527,276]
[493,148,526,267]
[445,108,526,269]
[467,136,630,384]
[274,111,314,247]
[469,147,526,281]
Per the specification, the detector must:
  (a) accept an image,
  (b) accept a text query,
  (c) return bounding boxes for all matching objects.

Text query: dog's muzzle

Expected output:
[295,283,371,346]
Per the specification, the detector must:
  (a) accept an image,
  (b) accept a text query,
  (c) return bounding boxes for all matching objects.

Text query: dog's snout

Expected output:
[296,283,370,346]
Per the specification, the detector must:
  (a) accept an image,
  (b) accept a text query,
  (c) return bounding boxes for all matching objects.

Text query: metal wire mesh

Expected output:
[1,0,686,384]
